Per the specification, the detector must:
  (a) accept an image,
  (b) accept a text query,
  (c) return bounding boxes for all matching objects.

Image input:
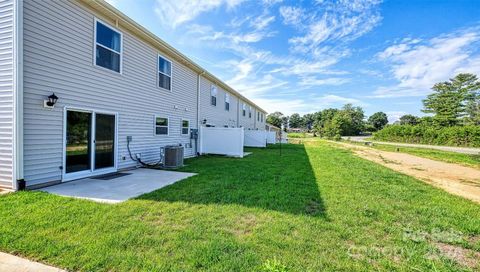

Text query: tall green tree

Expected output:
[302,113,315,130]
[339,104,365,136]
[466,96,480,125]
[399,114,419,125]
[368,112,388,131]
[423,73,480,126]
[288,113,303,128]
[266,112,284,128]
[465,75,480,125]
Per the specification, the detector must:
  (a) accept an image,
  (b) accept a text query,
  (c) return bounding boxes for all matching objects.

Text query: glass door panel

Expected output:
[66,111,92,173]
[95,113,115,170]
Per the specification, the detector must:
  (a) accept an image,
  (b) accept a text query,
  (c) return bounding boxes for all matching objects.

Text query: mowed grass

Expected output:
[346,140,480,169]
[0,141,479,271]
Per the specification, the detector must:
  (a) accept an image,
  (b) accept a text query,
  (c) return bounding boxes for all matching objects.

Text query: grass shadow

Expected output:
[137,144,326,218]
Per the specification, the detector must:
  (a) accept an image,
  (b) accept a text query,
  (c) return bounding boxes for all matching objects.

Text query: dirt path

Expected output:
[344,136,480,155]
[334,142,480,204]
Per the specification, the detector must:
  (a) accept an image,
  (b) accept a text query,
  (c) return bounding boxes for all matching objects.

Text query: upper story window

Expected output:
[181,119,189,135]
[155,116,169,135]
[249,106,252,118]
[242,103,246,116]
[257,112,260,121]
[210,85,217,106]
[225,93,230,111]
[95,20,122,73]
[260,113,263,122]
[158,55,172,90]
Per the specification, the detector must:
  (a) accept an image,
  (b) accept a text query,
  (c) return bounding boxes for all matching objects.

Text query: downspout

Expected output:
[13,0,24,191]
[236,99,240,128]
[196,71,205,156]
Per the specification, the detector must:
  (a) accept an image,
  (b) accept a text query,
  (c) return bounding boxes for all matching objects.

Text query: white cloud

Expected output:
[178,0,379,114]
[385,111,406,123]
[279,6,304,27]
[374,29,480,98]
[288,1,382,54]
[299,76,350,87]
[154,0,245,28]
[251,14,276,31]
[262,0,283,6]
[254,94,365,115]
[455,55,480,75]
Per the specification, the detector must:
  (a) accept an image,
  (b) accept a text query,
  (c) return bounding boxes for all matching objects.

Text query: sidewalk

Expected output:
[0,252,65,272]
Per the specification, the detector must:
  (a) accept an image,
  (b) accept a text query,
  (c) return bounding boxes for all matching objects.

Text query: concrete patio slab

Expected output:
[39,168,196,204]
[0,252,65,272]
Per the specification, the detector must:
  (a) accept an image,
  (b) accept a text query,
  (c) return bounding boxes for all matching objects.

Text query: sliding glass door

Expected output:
[64,109,117,181]
[66,111,92,174]
[94,113,115,170]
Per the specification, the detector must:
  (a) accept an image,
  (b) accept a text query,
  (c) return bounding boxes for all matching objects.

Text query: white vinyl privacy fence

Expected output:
[266,131,277,144]
[244,130,267,147]
[199,126,244,157]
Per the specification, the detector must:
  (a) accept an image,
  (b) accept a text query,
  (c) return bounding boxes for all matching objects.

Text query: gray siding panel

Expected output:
[23,0,198,186]
[238,100,256,130]
[0,0,13,189]
[199,76,239,128]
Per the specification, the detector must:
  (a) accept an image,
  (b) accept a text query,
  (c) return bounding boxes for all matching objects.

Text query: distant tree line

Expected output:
[374,73,480,147]
[266,73,480,146]
[267,104,380,139]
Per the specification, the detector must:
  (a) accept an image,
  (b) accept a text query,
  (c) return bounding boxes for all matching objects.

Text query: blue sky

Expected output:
[106,0,480,122]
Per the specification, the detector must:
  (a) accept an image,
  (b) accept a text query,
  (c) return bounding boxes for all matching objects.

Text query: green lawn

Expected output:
[1,141,479,271]
[346,140,480,169]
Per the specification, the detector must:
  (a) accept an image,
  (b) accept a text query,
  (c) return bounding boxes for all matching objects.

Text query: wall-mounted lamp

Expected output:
[202,119,207,124]
[44,93,58,108]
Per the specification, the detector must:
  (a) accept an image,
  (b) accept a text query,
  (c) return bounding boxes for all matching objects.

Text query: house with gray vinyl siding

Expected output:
[0,0,267,191]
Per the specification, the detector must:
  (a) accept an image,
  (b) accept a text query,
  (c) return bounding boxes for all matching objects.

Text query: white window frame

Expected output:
[225,93,230,111]
[158,53,172,91]
[154,115,169,136]
[93,18,123,74]
[210,85,217,106]
[242,103,246,116]
[181,119,190,136]
[249,106,252,118]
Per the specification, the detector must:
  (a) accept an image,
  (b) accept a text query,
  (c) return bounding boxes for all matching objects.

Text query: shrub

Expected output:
[288,132,306,138]
[373,125,480,147]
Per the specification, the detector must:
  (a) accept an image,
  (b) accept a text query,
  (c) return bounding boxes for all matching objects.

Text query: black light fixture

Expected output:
[46,93,58,107]
[202,119,207,124]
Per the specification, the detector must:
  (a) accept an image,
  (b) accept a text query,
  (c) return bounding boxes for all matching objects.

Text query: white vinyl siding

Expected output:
[225,93,230,111]
[0,0,14,189]
[158,54,171,90]
[22,0,198,186]
[94,19,122,73]
[238,101,255,129]
[181,119,189,135]
[155,116,168,135]
[210,85,217,106]
[200,77,238,128]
